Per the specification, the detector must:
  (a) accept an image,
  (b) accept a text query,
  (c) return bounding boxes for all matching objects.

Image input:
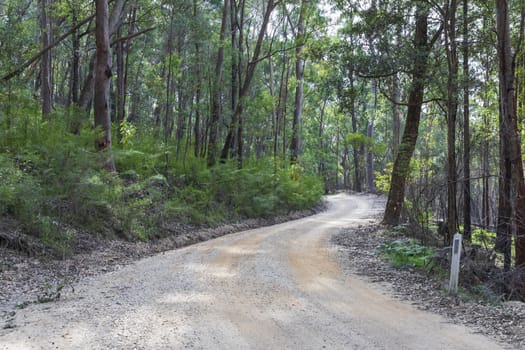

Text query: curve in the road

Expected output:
[0,193,505,349]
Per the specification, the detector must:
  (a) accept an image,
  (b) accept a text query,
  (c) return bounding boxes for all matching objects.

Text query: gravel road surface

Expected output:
[0,193,505,349]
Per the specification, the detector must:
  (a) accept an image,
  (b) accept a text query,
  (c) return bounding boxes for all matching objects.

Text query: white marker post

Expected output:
[448,233,462,295]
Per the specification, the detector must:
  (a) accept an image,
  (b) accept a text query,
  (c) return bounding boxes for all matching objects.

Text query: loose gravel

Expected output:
[1,207,322,323]
[0,194,505,349]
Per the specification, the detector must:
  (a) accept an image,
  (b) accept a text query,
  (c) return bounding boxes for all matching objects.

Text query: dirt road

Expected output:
[0,194,505,349]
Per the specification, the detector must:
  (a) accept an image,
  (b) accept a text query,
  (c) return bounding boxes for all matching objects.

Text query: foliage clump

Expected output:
[0,110,323,255]
[379,238,435,272]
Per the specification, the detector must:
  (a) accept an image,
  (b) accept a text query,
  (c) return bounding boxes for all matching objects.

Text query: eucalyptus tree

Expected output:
[40,0,52,117]
[383,3,442,225]
[330,9,364,192]
[443,0,460,245]
[191,0,206,158]
[207,0,229,167]
[494,0,525,275]
[219,0,280,168]
[462,0,471,241]
[94,0,116,171]
[290,0,310,163]
[334,0,417,194]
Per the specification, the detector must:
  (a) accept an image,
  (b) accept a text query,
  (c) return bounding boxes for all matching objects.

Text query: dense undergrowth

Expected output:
[380,224,525,302]
[0,110,323,254]
[379,238,436,272]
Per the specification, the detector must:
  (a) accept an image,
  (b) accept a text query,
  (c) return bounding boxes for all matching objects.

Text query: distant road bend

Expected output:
[0,194,504,349]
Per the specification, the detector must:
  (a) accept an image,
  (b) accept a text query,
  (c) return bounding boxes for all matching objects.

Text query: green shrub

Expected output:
[114,149,162,177]
[0,105,324,244]
[472,229,496,249]
[379,239,435,272]
[274,167,323,211]
[0,157,27,215]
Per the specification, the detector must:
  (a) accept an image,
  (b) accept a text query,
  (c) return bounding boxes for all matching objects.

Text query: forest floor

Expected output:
[333,225,525,349]
[0,193,522,349]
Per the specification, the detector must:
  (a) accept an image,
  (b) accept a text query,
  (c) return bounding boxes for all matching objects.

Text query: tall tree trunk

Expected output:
[163,7,176,172]
[94,0,116,172]
[516,6,525,276]
[482,45,492,230]
[78,55,95,111]
[129,60,142,123]
[192,0,201,158]
[290,0,308,164]
[496,109,512,271]
[391,74,401,158]
[269,53,278,166]
[69,10,80,106]
[175,34,187,162]
[366,80,377,192]
[383,6,435,225]
[271,48,291,162]
[445,0,459,245]
[482,131,490,229]
[366,122,375,192]
[349,72,361,192]
[115,26,125,127]
[194,54,202,156]
[122,6,137,122]
[495,0,525,278]
[342,146,350,190]
[462,0,472,241]
[40,0,52,117]
[207,0,229,167]
[57,61,68,105]
[278,57,291,160]
[495,0,514,270]
[220,0,277,167]
[230,0,240,158]
[318,99,327,181]
[335,124,340,189]
[78,0,127,112]
[234,0,246,167]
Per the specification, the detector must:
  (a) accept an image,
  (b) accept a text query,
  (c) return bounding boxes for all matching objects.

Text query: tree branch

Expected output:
[1,14,95,82]
[250,44,298,65]
[110,27,155,47]
[429,23,444,47]
[356,70,400,79]
[513,6,525,67]
[378,81,445,107]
